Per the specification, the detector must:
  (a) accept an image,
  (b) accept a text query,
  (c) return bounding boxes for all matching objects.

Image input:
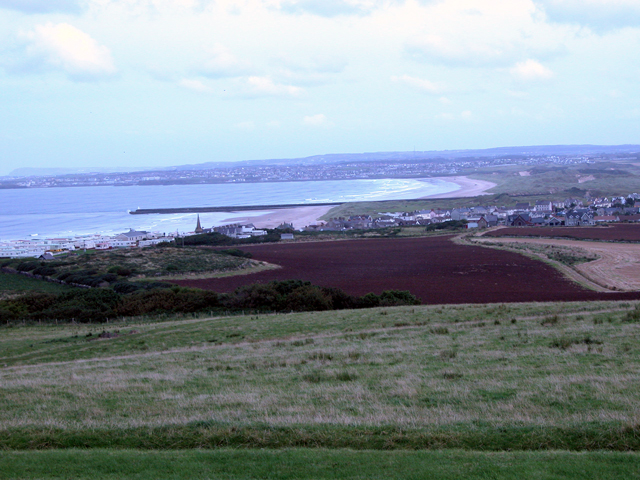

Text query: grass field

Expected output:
[471,161,640,197]
[0,272,72,299]
[3,298,640,477]
[1,245,260,281]
[323,160,640,219]
[2,300,640,451]
[1,449,639,479]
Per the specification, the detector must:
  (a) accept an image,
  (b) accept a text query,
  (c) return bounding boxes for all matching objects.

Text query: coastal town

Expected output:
[309,193,640,231]
[2,153,595,189]
[2,191,639,260]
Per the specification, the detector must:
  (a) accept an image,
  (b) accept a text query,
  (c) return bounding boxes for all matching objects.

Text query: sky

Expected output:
[1,0,639,175]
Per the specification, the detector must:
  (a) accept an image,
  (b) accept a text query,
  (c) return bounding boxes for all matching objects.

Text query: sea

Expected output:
[0,178,459,241]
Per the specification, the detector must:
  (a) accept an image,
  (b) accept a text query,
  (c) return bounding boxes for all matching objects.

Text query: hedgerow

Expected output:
[0,280,420,323]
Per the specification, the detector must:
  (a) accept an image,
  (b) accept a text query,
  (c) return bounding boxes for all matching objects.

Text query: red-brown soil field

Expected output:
[485,224,640,242]
[173,236,640,304]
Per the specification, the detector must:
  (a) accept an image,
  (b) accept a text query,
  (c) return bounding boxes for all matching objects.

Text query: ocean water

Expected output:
[0,178,458,240]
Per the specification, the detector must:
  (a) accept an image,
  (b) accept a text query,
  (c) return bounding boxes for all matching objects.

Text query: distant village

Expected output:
[2,193,639,259]
[308,194,640,231]
[0,230,175,260]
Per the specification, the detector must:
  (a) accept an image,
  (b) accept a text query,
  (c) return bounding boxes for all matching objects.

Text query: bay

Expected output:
[0,178,457,240]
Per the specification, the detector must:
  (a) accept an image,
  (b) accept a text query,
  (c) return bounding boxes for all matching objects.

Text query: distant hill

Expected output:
[169,144,640,171]
[7,144,640,178]
[7,166,154,177]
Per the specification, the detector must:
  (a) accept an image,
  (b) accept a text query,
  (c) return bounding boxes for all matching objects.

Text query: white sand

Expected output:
[422,176,497,199]
[221,205,334,229]
[218,176,496,229]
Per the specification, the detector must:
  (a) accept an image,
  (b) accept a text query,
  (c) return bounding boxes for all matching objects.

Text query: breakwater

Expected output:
[129,203,344,215]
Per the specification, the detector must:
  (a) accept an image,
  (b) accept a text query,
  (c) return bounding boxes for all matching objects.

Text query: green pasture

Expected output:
[324,160,640,219]
[1,449,639,479]
[0,272,72,299]
[2,300,640,450]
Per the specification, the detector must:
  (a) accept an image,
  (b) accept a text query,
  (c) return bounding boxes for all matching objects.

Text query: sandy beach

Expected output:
[423,176,496,199]
[222,205,334,230]
[220,176,496,229]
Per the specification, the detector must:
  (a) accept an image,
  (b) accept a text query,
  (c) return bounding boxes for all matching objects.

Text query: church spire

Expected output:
[195,214,203,233]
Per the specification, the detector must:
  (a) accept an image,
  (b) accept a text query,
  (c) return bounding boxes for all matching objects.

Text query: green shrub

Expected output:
[107,265,133,276]
[218,249,253,259]
[16,261,39,272]
[282,285,333,312]
[32,266,57,277]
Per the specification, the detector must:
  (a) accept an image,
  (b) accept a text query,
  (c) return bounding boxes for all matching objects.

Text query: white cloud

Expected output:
[266,120,281,128]
[391,74,442,94]
[0,0,82,14]
[460,110,472,119]
[101,0,213,13]
[401,0,571,67]
[198,43,252,78]
[245,76,305,97]
[536,0,640,31]
[279,0,369,17]
[303,113,329,126]
[510,59,554,81]
[25,23,116,80]
[179,78,211,92]
[272,54,347,85]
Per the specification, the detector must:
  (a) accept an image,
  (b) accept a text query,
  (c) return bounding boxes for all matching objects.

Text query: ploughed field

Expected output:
[485,224,640,242]
[173,236,640,304]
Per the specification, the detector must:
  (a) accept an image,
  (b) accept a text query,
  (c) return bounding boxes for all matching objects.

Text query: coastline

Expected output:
[1,177,495,242]
[221,205,334,230]
[221,176,496,228]
[422,176,497,199]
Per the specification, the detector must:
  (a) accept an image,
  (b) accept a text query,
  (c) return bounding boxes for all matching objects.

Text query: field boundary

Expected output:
[2,423,640,451]
[459,234,612,293]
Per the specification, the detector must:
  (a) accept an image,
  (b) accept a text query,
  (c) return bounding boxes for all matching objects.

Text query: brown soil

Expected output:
[485,224,640,242]
[475,236,640,292]
[172,236,640,304]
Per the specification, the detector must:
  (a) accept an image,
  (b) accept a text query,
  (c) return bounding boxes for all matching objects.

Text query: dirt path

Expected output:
[474,236,640,292]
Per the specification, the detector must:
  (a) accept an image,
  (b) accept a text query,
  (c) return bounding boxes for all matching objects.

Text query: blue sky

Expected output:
[1,0,639,175]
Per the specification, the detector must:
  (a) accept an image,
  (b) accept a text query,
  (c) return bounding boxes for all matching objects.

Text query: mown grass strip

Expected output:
[2,423,640,451]
[2,448,640,480]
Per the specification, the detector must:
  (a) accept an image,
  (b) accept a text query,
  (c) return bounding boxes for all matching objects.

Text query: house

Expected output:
[565,209,595,226]
[546,215,564,226]
[508,213,533,227]
[303,223,325,232]
[280,233,295,240]
[345,215,373,229]
[276,222,295,231]
[466,216,489,229]
[115,229,148,243]
[594,215,619,223]
[213,224,266,238]
[515,203,531,211]
[112,239,136,248]
[483,215,499,227]
[323,218,347,231]
[534,201,553,212]
[138,237,174,247]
